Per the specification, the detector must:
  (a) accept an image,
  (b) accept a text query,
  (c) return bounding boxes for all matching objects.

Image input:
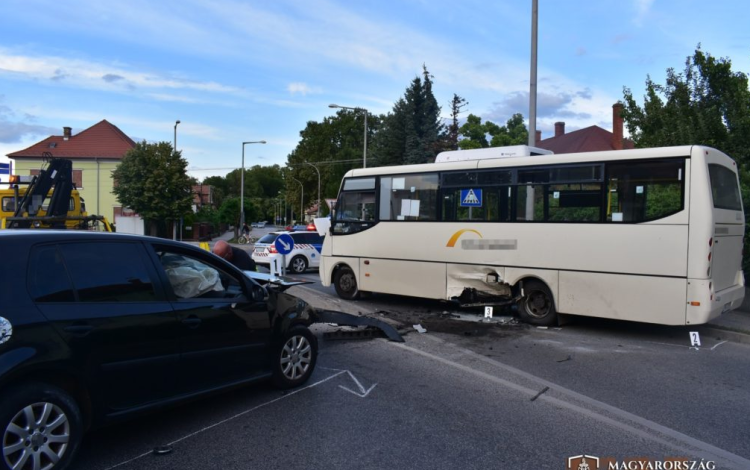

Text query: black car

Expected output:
[0,230,319,470]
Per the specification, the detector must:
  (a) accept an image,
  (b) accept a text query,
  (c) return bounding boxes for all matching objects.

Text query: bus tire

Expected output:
[518,280,557,326]
[334,266,360,300]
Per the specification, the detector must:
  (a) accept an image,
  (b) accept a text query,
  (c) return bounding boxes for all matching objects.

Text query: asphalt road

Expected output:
[71,264,750,470]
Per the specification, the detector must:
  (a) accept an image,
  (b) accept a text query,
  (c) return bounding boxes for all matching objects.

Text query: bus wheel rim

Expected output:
[525,291,550,318]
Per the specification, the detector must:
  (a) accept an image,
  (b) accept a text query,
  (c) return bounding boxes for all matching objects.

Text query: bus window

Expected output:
[380,173,438,221]
[708,164,742,211]
[333,177,376,235]
[607,159,684,222]
[547,184,602,222]
[442,187,510,222]
[515,185,544,221]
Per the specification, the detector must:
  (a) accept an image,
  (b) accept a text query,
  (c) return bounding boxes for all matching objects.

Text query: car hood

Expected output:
[243,271,312,291]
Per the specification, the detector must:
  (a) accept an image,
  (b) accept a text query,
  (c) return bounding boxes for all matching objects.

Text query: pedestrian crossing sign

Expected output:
[459,188,482,207]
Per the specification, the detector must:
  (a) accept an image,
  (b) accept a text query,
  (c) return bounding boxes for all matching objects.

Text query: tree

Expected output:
[458,113,529,149]
[202,175,228,208]
[621,46,750,277]
[285,110,380,217]
[458,114,489,149]
[490,113,529,147]
[372,64,445,166]
[112,141,193,237]
[445,94,468,151]
[218,197,258,238]
[622,47,750,156]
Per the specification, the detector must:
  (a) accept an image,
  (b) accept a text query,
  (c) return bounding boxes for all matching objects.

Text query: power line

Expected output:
[187,158,369,172]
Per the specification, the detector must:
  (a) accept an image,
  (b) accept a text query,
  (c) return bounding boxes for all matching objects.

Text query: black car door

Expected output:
[147,244,272,394]
[28,241,180,413]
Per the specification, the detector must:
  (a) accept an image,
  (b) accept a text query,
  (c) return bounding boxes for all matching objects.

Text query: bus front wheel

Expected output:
[334,266,360,300]
[518,280,557,326]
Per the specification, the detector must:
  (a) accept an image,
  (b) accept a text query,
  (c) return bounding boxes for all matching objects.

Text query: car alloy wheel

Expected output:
[290,256,307,273]
[279,334,312,381]
[3,402,71,470]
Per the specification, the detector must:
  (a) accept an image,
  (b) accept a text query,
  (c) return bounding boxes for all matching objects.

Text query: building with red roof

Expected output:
[535,103,634,154]
[6,120,136,222]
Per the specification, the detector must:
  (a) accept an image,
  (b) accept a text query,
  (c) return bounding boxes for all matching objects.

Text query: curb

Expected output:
[698,326,750,346]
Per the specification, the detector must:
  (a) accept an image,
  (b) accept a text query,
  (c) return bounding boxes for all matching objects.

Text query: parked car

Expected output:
[0,230,319,470]
[252,231,325,273]
[251,221,267,228]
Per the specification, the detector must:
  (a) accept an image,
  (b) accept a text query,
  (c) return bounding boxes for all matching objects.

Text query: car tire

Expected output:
[518,280,557,326]
[0,382,83,470]
[289,255,308,274]
[272,326,318,389]
[333,266,359,300]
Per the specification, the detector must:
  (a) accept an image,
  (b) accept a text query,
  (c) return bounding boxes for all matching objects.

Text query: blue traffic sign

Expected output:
[274,233,295,255]
[459,188,482,207]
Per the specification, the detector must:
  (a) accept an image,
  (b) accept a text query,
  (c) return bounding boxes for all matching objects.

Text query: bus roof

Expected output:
[343,145,725,179]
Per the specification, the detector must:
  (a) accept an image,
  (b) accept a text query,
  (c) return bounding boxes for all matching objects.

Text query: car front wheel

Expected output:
[1,383,83,470]
[272,326,318,389]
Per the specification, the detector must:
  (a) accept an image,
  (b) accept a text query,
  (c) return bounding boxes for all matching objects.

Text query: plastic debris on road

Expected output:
[413,324,427,334]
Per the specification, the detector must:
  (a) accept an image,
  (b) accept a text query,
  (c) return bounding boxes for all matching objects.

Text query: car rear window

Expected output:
[708,164,742,211]
[28,245,76,302]
[258,233,279,244]
[59,242,158,302]
[293,233,324,244]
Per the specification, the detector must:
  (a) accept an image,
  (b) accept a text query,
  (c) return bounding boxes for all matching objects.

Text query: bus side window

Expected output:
[381,173,438,221]
[607,159,684,222]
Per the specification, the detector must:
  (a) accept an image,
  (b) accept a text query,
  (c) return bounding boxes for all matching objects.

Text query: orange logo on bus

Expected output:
[446,229,482,247]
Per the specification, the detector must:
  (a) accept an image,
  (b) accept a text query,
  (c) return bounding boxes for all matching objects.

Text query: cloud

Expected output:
[102,73,124,83]
[287,82,322,96]
[0,48,245,96]
[633,0,655,26]
[485,89,594,124]
[612,33,632,45]
[0,98,58,143]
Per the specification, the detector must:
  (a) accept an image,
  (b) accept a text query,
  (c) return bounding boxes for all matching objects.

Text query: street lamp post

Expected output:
[290,176,303,224]
[240,140,267,229]
[174,120,180,152]
[304,162,321,218]
[329,104,368,168]
[173,120,181,240]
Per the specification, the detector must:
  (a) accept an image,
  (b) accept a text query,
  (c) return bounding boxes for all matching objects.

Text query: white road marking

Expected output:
[339,371,377,397]
[102,371,346,470]
[392,335,750,469]
[711,340,728,351]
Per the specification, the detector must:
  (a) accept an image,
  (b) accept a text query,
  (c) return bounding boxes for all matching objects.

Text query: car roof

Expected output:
[0,230,204,249]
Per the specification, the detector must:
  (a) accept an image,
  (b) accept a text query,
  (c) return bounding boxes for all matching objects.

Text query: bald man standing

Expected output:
[212,240,257,271]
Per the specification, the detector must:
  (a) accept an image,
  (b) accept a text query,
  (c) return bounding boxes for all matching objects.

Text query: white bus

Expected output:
[319,145,745,326]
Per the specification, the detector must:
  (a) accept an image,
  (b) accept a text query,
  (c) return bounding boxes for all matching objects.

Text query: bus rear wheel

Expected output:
[518,280,557,326]
[334,266,359,300]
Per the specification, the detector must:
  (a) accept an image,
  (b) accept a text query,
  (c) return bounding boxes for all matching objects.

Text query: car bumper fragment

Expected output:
[312,309,405,343]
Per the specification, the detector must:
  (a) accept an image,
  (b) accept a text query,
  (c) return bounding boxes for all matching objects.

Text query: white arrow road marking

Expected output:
[322,369,377,398]
[338,370,377,398]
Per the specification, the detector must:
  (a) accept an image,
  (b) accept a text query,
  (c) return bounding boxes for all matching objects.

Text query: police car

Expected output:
[252,231,325,273]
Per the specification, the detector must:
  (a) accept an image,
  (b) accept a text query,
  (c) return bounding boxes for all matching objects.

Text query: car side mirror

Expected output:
[251,284,266,302]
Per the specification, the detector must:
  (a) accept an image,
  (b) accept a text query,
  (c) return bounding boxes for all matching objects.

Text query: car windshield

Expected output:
[258,233,279,244]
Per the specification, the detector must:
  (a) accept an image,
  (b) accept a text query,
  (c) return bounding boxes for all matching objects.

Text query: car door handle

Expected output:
[63,324,93,336]
[181,316,202,328]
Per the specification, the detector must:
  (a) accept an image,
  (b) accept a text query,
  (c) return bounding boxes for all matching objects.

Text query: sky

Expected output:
[1,0,749,180]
